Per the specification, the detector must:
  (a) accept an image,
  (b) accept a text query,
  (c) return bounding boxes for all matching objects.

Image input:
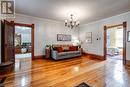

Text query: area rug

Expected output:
[75,82,90,87]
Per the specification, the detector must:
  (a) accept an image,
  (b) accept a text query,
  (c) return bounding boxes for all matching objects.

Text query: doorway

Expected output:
[1,20,35,72]
[104,22,127,65]
[14,23,34,60]
[107,26,123,60]
[15,26,32,59]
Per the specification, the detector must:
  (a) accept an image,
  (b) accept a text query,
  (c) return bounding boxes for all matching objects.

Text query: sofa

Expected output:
[51,45,82,60]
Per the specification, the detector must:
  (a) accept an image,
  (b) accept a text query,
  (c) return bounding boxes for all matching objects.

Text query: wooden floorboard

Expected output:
[0,55,130,87]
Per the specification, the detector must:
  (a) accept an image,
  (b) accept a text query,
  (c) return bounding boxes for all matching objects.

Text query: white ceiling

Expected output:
[15,0,130,24]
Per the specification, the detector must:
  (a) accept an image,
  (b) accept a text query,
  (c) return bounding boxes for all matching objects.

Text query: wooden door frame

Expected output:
[14,23,35,60]
[104,22,127,65]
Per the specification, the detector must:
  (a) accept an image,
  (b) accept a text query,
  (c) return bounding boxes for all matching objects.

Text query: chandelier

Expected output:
[65,14,80,29]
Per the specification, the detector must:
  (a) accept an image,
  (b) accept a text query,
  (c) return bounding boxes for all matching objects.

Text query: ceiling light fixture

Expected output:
[65,14,79,29]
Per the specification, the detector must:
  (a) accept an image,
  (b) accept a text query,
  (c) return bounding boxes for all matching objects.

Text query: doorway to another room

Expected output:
[14,23,34,71]
[104,22,127,65]
[14,23,34,60]
[106,26,123,60]
[15,26,32,59]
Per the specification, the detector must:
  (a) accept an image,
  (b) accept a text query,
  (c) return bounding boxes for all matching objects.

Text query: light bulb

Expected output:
[65,20,67,23]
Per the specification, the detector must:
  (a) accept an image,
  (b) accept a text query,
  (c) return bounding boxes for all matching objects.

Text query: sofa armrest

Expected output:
[51,50,58,60]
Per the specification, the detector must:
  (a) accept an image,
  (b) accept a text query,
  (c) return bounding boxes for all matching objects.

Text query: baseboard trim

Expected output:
[34,53,105,60]
[83,52,105,60]
[126,60,130,66]
[34,55,45,59]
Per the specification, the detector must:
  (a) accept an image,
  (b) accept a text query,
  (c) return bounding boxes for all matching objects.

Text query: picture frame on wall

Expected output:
[57,34,71,41]
[86,32,92,43]
[128,31,130,42]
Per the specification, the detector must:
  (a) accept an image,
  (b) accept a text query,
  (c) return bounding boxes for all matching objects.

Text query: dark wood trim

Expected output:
[11,21,15,63]
[34,55,45,59]
[1,21,4,62]
[104,26,107,60]
[83,52,105,60]
[15,23,33,27]
[104,22,127,65]
[127,31,130,42]
[123,22,127,65]
[15,23,35,60]
[106,24,123,29]
[126,60,130,66]
[31,24,35,60]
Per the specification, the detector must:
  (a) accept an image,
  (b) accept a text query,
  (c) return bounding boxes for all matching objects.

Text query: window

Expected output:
[115,29,123,48]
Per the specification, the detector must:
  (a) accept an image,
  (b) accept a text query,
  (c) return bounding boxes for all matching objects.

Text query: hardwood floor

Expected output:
[0,55,130,87]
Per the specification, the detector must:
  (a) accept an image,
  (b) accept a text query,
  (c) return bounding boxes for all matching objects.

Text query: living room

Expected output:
[0,0,130,87]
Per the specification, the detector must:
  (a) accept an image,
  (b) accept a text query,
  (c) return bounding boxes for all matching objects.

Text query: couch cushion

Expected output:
[56,47,63,53]
[58,51,80,56]
[69,46,78,51]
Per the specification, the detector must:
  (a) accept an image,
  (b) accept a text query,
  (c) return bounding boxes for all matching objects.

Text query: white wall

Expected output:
[2,11,130,61]
[8,14,79,56]
[79,11,130,60]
